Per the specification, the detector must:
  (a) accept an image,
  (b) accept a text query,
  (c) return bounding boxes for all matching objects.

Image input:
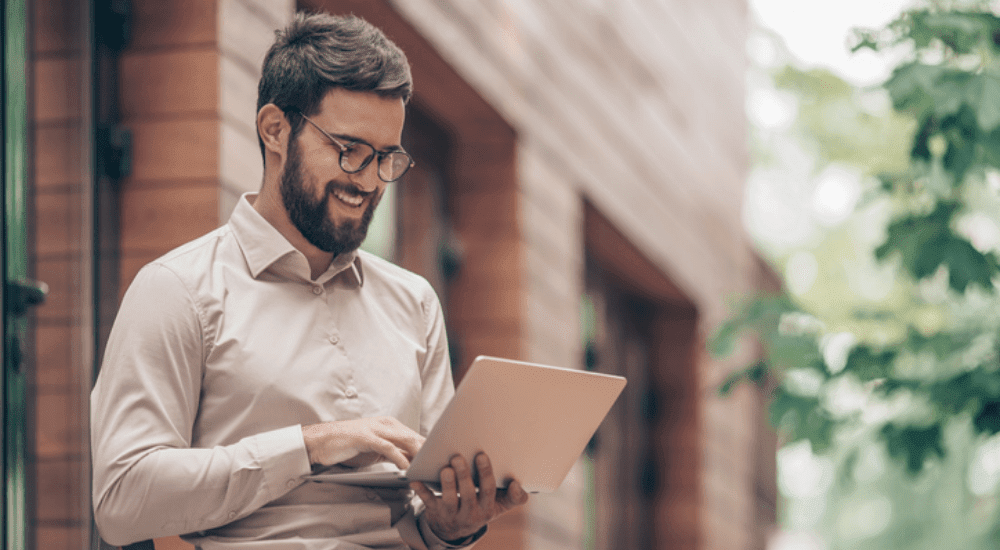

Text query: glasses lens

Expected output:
[380,152,413,181]
[340,142,376,173]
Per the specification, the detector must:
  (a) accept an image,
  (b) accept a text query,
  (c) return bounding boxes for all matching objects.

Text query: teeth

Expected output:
[333,189,364,207]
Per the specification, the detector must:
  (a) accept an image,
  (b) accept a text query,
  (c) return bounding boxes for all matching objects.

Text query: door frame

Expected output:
[3,0,34,548]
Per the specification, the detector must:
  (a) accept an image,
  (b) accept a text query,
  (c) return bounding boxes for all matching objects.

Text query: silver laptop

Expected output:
[305,356,626,493]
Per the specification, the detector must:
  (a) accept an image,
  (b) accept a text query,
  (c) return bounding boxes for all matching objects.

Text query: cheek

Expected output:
[298,163,329,196]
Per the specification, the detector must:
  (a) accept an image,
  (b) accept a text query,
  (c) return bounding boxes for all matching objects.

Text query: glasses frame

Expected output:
[291,109,415,183]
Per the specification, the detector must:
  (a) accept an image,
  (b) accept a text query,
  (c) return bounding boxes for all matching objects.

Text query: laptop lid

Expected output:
[311,356,626,493]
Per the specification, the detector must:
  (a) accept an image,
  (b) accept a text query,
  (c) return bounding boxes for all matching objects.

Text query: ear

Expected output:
[257,103,290,161]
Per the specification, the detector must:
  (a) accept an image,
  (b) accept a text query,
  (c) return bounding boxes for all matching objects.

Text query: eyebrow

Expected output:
[327,131,404,154]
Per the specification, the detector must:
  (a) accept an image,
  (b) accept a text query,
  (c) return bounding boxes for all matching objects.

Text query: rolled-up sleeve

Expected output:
[91,263,311,546]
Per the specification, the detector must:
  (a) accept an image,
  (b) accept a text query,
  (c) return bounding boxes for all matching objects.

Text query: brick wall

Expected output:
[30,1,294,548]
[32,0,91,547]
[118,0,220,290]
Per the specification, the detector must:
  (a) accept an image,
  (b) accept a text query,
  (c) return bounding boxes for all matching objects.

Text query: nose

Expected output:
[347,161,383,194]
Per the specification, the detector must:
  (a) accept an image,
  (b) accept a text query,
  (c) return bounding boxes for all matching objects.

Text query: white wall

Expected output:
[217,0,295,221]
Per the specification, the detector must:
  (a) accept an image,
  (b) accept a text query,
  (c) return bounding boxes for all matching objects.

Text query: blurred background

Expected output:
[9,0,998,549]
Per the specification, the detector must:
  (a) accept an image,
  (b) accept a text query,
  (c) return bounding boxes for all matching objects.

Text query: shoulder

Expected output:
[154,226,233,273]
[120,225,237,317]
[132,225,237,291]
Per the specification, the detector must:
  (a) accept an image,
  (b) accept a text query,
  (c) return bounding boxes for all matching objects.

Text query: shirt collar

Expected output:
[229,193,363,286]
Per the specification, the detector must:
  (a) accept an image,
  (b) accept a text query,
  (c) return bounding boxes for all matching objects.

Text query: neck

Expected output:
[252,183,335,281]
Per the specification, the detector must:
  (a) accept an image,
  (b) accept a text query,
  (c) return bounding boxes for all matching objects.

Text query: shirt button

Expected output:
[286,479,297,488]
[344,386,358,398]
[311,285,323,295]
[329,334,340,345]
[228,511,237,520]
[366,491,378,501]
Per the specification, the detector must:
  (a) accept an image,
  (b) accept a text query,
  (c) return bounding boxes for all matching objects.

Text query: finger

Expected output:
[396,432,425,460]
[361,434,411,470]
[373,418,425,460]
[451,455,478,510]
[439,466,459,511]
[410,482,439,512]
[474,454,497,507]
[498,480,530,511]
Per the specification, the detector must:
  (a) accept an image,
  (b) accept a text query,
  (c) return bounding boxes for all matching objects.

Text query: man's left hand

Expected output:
[410,453,529,543]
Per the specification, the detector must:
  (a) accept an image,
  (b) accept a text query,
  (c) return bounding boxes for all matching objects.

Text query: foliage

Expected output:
[719,4,1000,548]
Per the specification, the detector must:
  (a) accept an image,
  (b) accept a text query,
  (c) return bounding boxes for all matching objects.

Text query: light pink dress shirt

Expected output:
[91,193,468,549]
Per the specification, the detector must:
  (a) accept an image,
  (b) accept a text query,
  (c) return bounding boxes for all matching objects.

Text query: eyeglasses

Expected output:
[292,110,415,182]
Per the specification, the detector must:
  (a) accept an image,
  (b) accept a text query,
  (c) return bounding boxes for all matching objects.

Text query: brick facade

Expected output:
[32,0,90,547]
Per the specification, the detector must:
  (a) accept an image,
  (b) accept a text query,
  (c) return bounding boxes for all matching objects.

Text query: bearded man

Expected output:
[90,12,527,550]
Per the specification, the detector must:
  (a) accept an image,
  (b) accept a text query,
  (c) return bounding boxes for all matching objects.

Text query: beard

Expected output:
[280,137,382,256]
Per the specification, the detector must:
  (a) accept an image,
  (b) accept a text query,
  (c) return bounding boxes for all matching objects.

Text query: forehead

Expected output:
[312,88,406,148]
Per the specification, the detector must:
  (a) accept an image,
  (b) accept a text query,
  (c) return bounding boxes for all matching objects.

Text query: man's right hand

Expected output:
[301,417,425,470]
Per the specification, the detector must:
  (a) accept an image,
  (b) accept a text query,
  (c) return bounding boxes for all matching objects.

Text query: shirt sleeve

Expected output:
[90,263,312,546]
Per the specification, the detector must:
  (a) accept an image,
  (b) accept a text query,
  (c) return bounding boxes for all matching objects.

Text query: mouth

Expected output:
[331,187,367,208]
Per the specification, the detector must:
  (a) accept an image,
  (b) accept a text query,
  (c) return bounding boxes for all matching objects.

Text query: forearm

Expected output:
[92,425,310,545]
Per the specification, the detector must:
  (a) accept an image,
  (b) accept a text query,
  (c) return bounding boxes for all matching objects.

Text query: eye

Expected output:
[339,141,376,170]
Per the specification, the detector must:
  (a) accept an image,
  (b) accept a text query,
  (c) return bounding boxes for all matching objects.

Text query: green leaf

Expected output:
[768,334,824,372]
[718,361,768,396]
[932,71,971,119]
[943,238,999,292]
[910,116,936,161]
[974,400,1000,435]
[874,202,998,291]
[849,30,881,53]
[707,318,742,358]
[931,373,979,415]
[885,62,944,119]
[875,202,957,279]
[707,294,797,358]
[966,73,1000,132]
[906,327,967,358]
[843,346,898,381]
[770,391,837,452]
[912,11,997,54]
[880,422,946,475]
[941,107,979,183]
[980,127,1000,168]
[875,378,922,397]
[930,369,1000,417]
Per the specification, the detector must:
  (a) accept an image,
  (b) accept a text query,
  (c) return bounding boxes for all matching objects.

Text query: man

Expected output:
[91,12,527,549]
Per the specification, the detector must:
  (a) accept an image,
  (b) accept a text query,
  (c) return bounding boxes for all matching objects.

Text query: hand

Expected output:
[411,453,529,543]
[301,417,425,470]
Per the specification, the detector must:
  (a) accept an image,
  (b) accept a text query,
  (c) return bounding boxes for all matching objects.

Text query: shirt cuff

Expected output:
[417,513,488,549]
[250,424,312,501]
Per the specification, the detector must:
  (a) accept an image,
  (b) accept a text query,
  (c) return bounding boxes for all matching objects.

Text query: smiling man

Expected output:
[90,12,527,550]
